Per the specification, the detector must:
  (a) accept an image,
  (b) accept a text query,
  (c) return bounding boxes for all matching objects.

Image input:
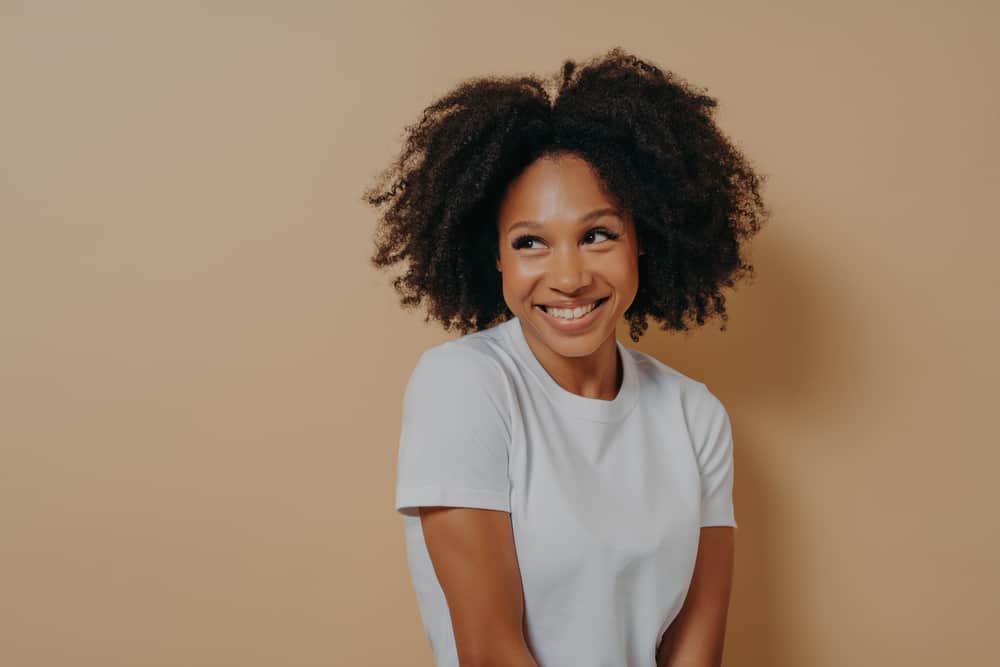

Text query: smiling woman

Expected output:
[364,47,768,667]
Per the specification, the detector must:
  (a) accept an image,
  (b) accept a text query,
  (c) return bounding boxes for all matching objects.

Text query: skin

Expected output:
[422,151,735,666]
[419,506,538,666]
[494,152,644,400]
[656,526,736,666]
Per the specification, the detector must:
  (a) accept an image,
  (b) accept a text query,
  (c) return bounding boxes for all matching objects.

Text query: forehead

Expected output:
[497,154,615,226]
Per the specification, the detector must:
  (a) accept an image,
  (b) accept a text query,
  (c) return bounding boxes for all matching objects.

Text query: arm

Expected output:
[420,506,538,667]
[656,526,736,667]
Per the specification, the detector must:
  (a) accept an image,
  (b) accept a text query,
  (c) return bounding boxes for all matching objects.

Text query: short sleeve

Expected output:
[693,385,738,528]
[394,343,513,517]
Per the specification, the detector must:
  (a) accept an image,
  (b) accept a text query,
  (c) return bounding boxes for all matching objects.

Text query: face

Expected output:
[495,152,642,361]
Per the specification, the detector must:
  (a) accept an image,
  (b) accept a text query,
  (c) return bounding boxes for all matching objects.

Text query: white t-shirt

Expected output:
[394,316,737,667]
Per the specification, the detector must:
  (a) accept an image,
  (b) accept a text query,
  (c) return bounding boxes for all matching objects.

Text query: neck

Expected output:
[522,328,622,401]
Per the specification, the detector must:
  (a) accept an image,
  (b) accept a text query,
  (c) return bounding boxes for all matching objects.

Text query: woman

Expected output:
[364,47,768,667]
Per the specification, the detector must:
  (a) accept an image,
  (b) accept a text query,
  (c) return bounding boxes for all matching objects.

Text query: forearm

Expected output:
[657,642,723,667]
[656,625,676,667]
[493,641,539,667]
[658,655,717,667]
[656,624,722,667]
[462,636,539,667]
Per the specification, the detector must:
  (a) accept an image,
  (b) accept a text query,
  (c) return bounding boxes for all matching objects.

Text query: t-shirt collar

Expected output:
[501,316,639,422]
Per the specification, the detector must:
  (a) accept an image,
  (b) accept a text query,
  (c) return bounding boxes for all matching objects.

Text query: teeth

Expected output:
[546,300,599,320]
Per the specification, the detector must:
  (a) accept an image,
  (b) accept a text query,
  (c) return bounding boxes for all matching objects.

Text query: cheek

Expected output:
[497,265,527,302]
[606,260,641,302]
[501,258,545,289]
[601,252,639,284]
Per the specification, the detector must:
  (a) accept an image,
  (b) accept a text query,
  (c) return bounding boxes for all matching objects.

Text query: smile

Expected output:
[534,297,609,330]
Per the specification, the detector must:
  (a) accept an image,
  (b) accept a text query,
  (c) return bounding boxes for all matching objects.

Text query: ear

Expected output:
[495,256,502,272]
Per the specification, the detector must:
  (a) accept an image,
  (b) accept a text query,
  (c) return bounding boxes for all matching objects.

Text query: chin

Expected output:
[533,317,616,353]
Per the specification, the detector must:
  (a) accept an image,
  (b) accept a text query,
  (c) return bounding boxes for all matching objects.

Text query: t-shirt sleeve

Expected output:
[693,384,738,528]
[394,343,513,517]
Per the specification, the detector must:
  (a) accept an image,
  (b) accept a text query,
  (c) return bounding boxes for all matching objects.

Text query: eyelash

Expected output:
[511,227,621,250]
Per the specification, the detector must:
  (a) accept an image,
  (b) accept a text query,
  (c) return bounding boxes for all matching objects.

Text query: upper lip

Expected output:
[538,297,608,308]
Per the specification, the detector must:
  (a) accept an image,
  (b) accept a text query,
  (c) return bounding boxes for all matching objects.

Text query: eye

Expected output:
[510,227,621,251]
[584,227,621,244]
[511,234,544,250]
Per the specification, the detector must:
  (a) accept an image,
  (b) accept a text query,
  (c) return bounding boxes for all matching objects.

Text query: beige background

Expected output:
[1,2,997,665]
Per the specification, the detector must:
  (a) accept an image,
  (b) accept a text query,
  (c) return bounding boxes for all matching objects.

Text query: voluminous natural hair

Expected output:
[363,47,769,342]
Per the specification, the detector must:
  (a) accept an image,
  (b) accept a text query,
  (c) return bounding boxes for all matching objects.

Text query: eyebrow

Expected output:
[506,207,623,234]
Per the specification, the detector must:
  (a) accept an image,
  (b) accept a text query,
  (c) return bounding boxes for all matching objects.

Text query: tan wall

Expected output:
[1,2,997,665]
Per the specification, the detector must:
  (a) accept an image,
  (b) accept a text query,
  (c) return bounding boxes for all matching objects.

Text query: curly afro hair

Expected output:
[363,47,769,342]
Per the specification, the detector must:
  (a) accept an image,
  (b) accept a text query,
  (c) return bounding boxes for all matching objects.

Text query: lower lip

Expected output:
[534,298,609,333]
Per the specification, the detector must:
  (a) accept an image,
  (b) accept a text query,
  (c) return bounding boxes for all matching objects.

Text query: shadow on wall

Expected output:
[636,199,856,666]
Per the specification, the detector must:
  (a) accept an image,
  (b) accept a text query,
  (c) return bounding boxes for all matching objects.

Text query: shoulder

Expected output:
[628,347,715,402]
[628,346,728,422]
[405,332,513,408]
[401,335,514,445]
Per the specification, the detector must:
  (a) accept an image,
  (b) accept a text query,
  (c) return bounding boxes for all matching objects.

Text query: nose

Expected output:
[549,245,592,293]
